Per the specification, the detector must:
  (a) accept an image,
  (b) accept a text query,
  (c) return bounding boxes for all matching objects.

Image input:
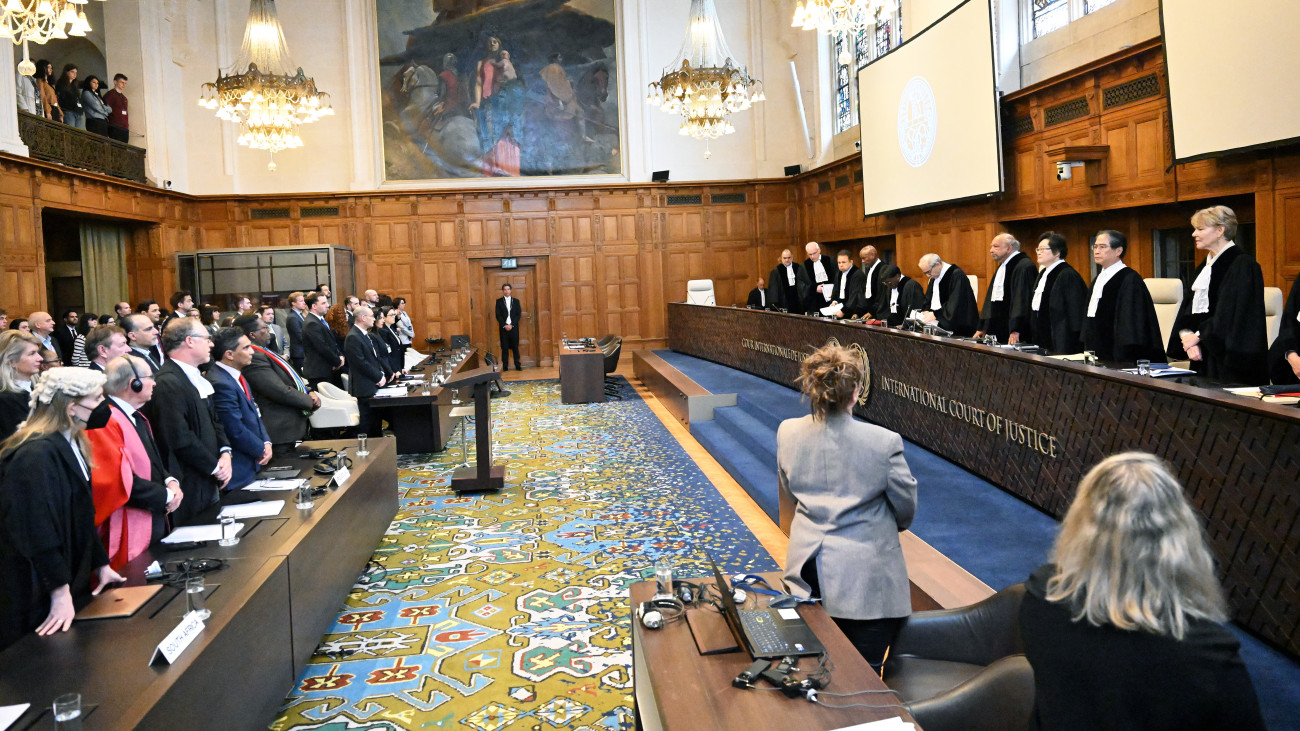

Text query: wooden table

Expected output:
[668,303,1300,659]
[369,350,480,453]
[632,575,918,730]
[0,438,399,730]
[560,346,604,403]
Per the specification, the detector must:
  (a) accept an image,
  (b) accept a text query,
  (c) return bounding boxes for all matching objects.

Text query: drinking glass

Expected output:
[185,576,211,620]
[218,515,239,546]
[297,482,315,510]
[53,693,81,729]
[653,558,673,600]
[1136,359,1151,376]
[357,433,369,458]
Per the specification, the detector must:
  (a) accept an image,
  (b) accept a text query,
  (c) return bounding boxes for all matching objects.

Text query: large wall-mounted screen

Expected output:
[1162,0,1300,162]
[856,0,1002,218]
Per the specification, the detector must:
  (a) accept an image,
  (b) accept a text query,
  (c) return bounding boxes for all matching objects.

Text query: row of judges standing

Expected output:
[753,205,1283,386]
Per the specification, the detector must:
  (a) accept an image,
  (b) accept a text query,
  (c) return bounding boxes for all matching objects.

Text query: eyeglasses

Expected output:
[187,333,212,340]
[1092,243,1113,250]
[1035,246,1053,252]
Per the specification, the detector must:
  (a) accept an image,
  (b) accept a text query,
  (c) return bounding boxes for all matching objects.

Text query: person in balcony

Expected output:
[33,60,60,123]
[81,75,111,136]
[54,64,83,129]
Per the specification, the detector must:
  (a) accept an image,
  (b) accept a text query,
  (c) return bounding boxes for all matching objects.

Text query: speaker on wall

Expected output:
[651,170,670,183]
[784,164,802,176]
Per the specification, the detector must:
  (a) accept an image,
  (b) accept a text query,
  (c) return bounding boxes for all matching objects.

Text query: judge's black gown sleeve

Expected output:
[1113,271,1167,364]
[1166,251,1268,385]
[1268,276,1300,385]
[1047,265,1087,355]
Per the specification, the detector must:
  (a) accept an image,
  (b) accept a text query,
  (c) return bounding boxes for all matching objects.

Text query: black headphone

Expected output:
[638,580,704,630]
[128,358,145,393]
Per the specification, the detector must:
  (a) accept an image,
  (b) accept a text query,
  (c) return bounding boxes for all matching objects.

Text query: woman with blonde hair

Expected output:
[0,331,45,441]
[0,368,123,651]
[779,343,917,669]
[1020,451,1263,729]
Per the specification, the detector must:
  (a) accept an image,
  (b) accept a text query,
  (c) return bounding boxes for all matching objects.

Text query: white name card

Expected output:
[333,465,351,486]
[149,612,205,665]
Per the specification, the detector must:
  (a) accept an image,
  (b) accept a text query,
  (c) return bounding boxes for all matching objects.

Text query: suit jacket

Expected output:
[128,346,160,374]
[375,327,404,374]
[778,412,917,621]
[978,252,1039,341]
[52,325,78,362]
[345,327,387,399]
[286,309,306,361]
[922,264,979,336]
[205,367,270,491]
[495,296,522,330]
[768,263,811,314]
[829,266,867,317]
[266,322,288,358]
[243,348,313,445]
[144,360,229,524]
[302,313,342,380]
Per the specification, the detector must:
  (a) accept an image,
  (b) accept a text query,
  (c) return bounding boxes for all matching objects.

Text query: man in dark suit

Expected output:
[84,326,130,373]
[976,234,1039,344]
[206,327,272,491]
[52,309,79,361]
[829,250,867,318]
[285,291,307,372]
[495,284,523,370]
[145,318,232,525]
[235,314,317,453]
[165,291,193,327]
[345,306,390,436]
[136,300,165,365]
[768,249,810,314]
[917,253,979,336]
[746,277,770,309]
[121,314,162,373]
[302,291,344,389]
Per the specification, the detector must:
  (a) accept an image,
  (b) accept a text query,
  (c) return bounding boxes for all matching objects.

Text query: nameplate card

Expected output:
[149,612,205,665]
[333,465,351,485]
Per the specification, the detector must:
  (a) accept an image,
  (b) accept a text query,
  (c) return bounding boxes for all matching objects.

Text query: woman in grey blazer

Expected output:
[778,343,918,669]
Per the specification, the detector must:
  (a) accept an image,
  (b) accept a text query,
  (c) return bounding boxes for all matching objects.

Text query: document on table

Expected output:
[374,386,410,397]
[831,718,914,730]
[1120,364,1196,377]
[820,302,844,317]
[1224,386,1300,405]
[0,704,29,731]
[243,478,308,491]
[218,500,285,519]
[161,523,243,543]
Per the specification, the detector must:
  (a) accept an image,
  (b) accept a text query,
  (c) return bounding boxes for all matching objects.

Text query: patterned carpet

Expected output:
[269,378,778,730]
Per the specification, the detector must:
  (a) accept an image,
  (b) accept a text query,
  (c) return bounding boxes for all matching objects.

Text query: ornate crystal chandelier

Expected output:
[646,0,763,157]
[793,0,898,65]
[197,0,332,171]
[1,0,99,76]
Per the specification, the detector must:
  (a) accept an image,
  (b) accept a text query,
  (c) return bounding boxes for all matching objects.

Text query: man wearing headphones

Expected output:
[86,355,183,567]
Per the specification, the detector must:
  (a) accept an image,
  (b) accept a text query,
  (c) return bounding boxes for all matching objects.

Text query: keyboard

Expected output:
[739,610,794,654]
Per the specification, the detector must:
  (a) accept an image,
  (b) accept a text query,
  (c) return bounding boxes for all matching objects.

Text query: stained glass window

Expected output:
[831,9,904,134]
[1084,0,1117,13]
[1032,0,1069,38]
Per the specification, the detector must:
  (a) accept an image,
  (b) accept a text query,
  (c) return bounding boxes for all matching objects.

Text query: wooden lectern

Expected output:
[444,365,506,492]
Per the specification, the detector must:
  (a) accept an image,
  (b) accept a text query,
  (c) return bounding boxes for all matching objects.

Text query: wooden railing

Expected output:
[17,110,146,183]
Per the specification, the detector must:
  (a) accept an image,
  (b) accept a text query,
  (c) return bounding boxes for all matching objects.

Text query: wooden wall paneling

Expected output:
[0,199,40,314]
[600,247,642,344]
[555,253,599,339]
[422,256,464,342]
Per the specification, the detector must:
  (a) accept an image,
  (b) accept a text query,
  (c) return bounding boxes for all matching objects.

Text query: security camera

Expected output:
[854,140,862,150]
[1055,162,1071,181]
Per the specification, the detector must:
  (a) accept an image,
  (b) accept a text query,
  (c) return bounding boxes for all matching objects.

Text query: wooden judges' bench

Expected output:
[667,304,1300,659]
[0,439,398,730]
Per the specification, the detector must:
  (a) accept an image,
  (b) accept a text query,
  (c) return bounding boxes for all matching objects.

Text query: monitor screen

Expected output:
[1162,0,1300,162]
[856,0,1002,218]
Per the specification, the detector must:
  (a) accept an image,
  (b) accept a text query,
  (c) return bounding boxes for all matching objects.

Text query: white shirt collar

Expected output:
[63,431,89,480]
[991,252,1018,302]
[174,359,215,398]
[214,361,243,381]
[15,379,31,392]
[1031,260,1064,311]
[1087,261,1128,318]
[108,394,138,419]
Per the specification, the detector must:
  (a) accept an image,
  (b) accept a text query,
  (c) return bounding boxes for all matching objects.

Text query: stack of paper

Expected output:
[161,523,244,544]
[375,386,410,397]
[218,500,285,519]
[831,718,914,730]
[244,478,307,491]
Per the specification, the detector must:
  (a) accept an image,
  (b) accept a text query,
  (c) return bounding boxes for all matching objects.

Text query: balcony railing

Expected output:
[17,111,146,184]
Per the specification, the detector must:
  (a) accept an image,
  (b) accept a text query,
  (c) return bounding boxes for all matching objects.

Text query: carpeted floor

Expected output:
[268,378,777,731]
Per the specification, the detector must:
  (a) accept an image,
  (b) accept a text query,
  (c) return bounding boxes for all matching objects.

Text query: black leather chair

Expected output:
[597,334,617,349]
[602,336,623,399]
[883,583,1034,731]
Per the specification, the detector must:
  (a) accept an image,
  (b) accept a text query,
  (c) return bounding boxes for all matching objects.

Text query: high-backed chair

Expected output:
[1265,286,1284,347]
[967,274,979,302]
[1145,278,1184,351]
[309,392,360,432]
[883,583,1033,731]
[597,334,617,349]
[602,336,623,399]
[316,381,351,402]
[685,279,716,306]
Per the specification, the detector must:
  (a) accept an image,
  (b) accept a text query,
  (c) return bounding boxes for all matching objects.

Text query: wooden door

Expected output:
[483,266,538,367]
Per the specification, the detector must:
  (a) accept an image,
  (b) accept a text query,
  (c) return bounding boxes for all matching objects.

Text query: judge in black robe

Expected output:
[879,265,927,327]
[919,255,979,336]
[1166,210,1268,385]
[858,246,887,318]
[977,235,1039,343]
[746,278,771,309]
[768,251,810,314]
[803,245,836,314]
[1027,233,1087,354]
[0,395,117,651]
[1081,230,1166,363]
[1268,275,1300,385]
[828,252,867,318]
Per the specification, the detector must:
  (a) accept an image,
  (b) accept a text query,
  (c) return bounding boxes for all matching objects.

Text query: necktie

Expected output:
[238,374,253,401]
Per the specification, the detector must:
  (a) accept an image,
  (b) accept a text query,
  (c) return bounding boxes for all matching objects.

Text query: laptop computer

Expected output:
[707,552,824,659]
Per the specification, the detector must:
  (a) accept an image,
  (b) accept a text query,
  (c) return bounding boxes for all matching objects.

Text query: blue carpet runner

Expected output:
[656,349,1300,731]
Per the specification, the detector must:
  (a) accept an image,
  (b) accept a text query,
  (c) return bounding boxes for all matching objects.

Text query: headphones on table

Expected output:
[638,580,705,630]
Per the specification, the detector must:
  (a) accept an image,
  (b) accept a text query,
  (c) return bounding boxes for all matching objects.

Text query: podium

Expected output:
[444,365,506,492]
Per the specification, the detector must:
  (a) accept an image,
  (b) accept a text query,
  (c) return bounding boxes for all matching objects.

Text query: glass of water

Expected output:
[53,693,80,729]
[297,483,315,510]
[1136,359,1151,376]
[653,558,674,600]
[218,515,239,546]
[357,433,369,458]
[186,576,212,620]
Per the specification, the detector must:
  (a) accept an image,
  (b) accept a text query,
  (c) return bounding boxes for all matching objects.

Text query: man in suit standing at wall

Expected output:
[206,327,272,491]
[345,306,389,436]
[146,318,232,524]
[496,284,522,370]
[235,314,317,454]
[303,291,343,389]
[285,291,307,372]
[52,309,79,361]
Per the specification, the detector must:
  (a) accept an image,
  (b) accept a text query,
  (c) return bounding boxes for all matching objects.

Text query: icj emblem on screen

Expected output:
[897,76,937,168]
